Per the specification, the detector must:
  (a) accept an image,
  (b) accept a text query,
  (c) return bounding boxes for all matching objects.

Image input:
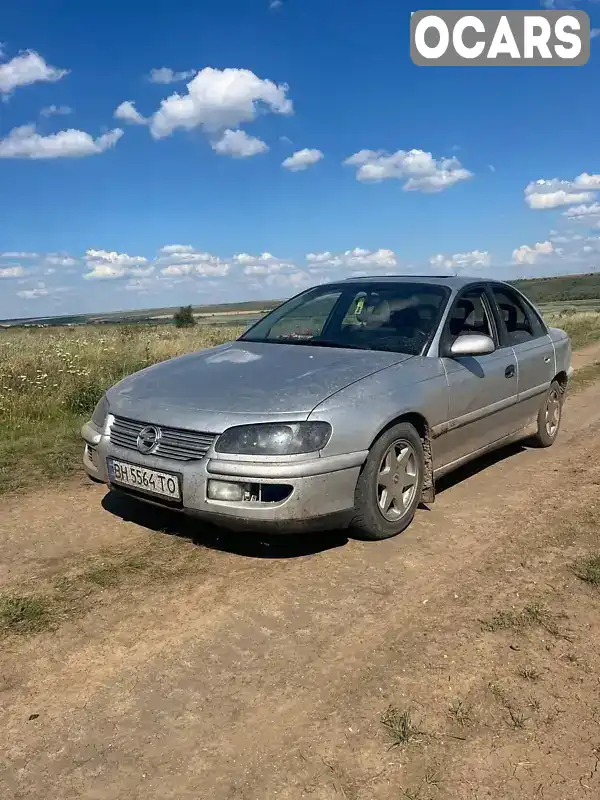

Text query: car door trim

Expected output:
[518,381,551,402]
[433,424,535,479]
[432,391,519,438]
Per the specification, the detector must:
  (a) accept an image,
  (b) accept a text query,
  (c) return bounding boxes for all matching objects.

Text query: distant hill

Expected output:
[511,272,600,304]
[2,272,600,327]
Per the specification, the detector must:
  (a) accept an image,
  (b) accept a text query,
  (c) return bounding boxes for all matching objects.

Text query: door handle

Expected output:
[505,364,515,378]
[544,356,551,363]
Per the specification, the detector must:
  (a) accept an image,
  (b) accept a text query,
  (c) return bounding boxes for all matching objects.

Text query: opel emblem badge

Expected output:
[137,425,161,454]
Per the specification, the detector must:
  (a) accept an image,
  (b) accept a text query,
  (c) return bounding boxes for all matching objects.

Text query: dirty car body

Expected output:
[82,276,572,539]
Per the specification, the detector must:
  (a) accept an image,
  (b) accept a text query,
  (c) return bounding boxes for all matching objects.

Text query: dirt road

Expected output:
[2,346,600,800]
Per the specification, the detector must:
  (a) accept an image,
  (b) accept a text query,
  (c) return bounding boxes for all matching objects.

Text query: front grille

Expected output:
[110,416,216,462]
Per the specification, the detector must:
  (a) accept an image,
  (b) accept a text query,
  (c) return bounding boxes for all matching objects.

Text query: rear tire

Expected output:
[532,380,563,448]
[350,422,425,541]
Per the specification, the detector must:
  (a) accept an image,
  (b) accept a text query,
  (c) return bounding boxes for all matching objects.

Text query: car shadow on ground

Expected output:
[101,490,349,559]
[101,439,530,558]
[433,440,527,496]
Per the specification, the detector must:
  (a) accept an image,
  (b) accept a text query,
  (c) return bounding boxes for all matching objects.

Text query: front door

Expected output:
[434,286,520,470]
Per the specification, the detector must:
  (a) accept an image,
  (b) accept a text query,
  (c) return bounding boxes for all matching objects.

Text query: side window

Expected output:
[444,289,494,344]
[266,291,341,340]
[491,287,545,345]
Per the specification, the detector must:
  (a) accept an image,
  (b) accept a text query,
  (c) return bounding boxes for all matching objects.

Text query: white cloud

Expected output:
[527,189,595,209]
[0,265,26,278]
[161,261,230,278]
[525,174,600,209]
[233,252,291,275]
[45,254,78,267]
[17,282,49,299]
[0,124,123,159]
[512,241,554,265]
[563,202,600,219]
[114,101,147,125]
[344,148,472,192]
[1,251,38,259]
[429,250,491,272]
[148,67,292,139]
[84,250,150,280]
[305,251,334,264]
[266,270,314,290]
[233,253,257,265]
[124,278,157,293]
[282,148,324,172]
[158,248,225,267]
[211,129,269,158]
[234,251,284,265]
[159,247,230,278]
[0,50,68,95]
[270,1,283,8]
[306,247,398,270]
[575,173,600,189]
[148,67,196,84]
[40,104,72,117]
[242,264,271,276]
[159,244,196,255]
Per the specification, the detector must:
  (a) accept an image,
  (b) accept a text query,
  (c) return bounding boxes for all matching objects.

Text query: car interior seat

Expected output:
[390,306,423,337]
[498,303,518,332]
[449,299,474,337]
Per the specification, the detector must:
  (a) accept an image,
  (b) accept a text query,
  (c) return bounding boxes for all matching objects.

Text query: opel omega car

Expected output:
[82,276,572,540]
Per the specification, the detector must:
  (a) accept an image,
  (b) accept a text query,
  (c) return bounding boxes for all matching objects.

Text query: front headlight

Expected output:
[215,422,332,456]
[91,394,109,429]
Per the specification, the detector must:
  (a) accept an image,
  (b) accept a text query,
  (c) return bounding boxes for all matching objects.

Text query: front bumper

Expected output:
[82,421,366,532]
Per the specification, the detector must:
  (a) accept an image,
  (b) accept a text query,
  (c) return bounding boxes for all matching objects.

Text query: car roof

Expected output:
[335,274,507,290]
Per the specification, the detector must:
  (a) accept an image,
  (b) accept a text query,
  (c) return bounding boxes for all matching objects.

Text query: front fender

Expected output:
[309,357,449,458]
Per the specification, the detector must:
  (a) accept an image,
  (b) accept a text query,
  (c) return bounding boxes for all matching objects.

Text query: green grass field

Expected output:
[0,324,244,494]
[1,309,599,495]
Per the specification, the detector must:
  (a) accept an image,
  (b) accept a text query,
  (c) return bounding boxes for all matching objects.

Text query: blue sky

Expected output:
[1,0,599,319]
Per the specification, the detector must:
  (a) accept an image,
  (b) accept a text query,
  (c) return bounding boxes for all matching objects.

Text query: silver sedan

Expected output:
[82,275,572,540]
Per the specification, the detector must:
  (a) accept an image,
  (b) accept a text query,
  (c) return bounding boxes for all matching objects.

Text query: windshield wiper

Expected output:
[309,339,371,351]
[241,337,370,350]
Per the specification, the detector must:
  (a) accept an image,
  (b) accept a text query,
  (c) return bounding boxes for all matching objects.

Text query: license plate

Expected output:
[108,458,181,501]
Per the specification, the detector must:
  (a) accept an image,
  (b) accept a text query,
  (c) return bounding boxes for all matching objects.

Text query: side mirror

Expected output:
[449,333,496,358]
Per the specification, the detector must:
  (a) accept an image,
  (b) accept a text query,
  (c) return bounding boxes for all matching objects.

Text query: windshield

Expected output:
[240,282,450,355]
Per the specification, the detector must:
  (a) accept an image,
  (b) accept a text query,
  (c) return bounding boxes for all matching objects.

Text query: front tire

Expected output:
[350,422,425,541]
[532,380,563,448]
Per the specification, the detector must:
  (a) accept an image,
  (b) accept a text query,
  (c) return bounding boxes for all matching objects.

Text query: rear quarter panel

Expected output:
[309,356,449,456]
[548,327,572,377]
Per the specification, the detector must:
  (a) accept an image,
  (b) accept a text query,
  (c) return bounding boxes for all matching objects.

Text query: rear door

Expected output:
[434,284,520,469]
[487,284,555,428]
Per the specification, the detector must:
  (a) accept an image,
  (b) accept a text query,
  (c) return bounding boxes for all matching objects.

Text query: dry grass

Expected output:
[545,309,600,350]
[481,602,561,636]
[571,554,600,586]
[0,323,243,494]
[0,595,54,635]
[381,707,426,748]
[0,310,598,495]
[0,540,208,638]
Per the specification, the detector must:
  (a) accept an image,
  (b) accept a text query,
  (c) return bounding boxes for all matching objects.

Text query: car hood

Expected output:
[106,340,412,430]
